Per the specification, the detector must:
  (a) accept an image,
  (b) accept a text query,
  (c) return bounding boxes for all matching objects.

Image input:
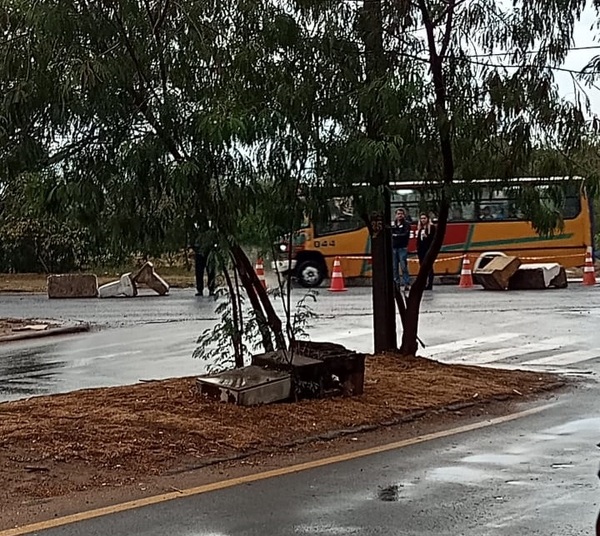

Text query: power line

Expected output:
[463,45,600,59]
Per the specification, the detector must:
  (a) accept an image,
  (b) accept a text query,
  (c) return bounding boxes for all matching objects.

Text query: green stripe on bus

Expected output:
[441,233,574,252]
[464,223,475,250]
[361,235,372,275]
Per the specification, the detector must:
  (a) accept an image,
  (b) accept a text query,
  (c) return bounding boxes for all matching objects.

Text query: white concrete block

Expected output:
[98,273,138,298]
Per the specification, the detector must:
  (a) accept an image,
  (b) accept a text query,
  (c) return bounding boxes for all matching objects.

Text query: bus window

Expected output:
[391,189,436,222]
[299,213,310,229]
[449,202,475,221]
[529,184,581,219]
[562,195,581,218]
[475,185,581,221]
[476,188,510,220]
[390,181,582,223]
[314,197,363,236]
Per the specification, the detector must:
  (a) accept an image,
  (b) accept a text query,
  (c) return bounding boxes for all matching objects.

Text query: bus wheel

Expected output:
[296,260,324,288]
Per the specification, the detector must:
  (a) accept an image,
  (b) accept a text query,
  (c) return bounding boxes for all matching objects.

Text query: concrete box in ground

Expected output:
[508,263,568,290]
[197,366,292,406]
[474,256,521,290]
[252,350,326,398]
[291,340,366,396]
[47,274,98,299]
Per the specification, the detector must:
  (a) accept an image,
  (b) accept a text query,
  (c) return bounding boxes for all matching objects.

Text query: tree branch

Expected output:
[439,0,457,59]
[141,0,170,98]
[154,0,171,33]
[108,8,187,163]
[418,0,453,184]
[418,0,438,62]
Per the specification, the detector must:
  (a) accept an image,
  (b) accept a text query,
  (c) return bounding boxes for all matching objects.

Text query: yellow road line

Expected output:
[0,403,554,536]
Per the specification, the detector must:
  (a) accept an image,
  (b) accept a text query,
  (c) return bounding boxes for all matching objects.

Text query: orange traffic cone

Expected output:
[255,258,267,290]
[328,256,347,292]
[459,255,474,289]
[583,247,597,286]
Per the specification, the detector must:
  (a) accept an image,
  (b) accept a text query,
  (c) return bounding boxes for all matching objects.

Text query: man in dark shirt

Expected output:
[391,208,412,291]
[192,222,217,297]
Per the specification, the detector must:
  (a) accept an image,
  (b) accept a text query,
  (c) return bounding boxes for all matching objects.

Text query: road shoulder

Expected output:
[0,396,561,535]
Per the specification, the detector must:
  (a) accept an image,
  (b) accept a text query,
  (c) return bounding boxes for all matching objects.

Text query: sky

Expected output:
[558,5,600,114]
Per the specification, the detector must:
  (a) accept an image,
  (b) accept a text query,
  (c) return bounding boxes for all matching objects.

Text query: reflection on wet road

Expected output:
[0,286,599,402]
[0,341,67,398]
[0,321,213,401]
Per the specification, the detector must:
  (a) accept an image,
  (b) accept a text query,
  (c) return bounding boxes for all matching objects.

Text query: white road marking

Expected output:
[426,332,599,371]
[425,333,522,358]
[445,337,567,365]
[521,349,600,366]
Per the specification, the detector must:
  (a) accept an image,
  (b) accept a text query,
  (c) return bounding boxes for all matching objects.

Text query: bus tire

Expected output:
[296,259,325,288]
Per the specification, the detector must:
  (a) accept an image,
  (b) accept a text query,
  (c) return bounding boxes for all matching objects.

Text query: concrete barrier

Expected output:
[47,274,98,299]
[474,256,521,290]
[508,263,568,290]
[131,262,169,295]
[98,273,137,298]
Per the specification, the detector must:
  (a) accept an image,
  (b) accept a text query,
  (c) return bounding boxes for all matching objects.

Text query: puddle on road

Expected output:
[0,346,66,401]
[427,465,499,484]
[462,453,528,466]
[375,481,417,502]
[543,418,600,437]
[293,524,362,534]
[551,462,574,469]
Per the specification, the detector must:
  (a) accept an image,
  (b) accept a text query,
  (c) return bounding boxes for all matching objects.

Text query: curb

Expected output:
[0,324,91,343]
[168,381,566,475]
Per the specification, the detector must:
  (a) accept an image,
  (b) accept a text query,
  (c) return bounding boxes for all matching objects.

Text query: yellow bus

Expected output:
[273,178,594,287]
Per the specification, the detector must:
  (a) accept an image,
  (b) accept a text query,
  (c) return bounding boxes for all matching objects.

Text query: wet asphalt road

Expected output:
[1,286,599,534]
[0,285,599,401]
[29,385,600,536]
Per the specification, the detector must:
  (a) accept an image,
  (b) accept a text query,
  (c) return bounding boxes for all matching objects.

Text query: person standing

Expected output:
[392,208,412,291]
[192,222,216,297]
[417,212,436,290]
[193,247,216,296]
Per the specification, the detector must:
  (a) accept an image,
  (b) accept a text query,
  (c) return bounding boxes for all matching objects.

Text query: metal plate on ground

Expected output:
[197,366,292,406]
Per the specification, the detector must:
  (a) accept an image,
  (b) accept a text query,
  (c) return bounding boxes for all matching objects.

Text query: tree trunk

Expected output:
[370,210,397,352]
[229,248,274,353]
[398,1,456,356]
[230,244,287,351]
[221,265,244,368]
[362,0,396,353]
[399,200,449,355]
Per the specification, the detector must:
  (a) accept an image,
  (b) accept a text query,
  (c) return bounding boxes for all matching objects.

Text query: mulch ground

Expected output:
[0,353,563,525]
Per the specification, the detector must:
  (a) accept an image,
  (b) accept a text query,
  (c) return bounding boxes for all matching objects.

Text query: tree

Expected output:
[389,0,599,353]
[2,0,598,362]
[1,0,293,354]
[289,0,598,354]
